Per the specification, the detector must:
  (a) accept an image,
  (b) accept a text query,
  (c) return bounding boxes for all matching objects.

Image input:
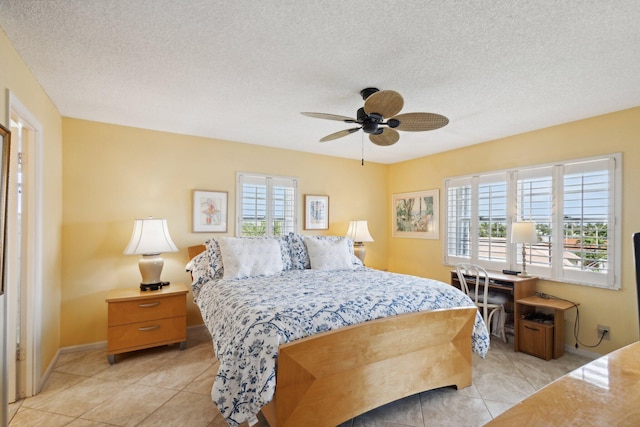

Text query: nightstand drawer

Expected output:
[108,294,185,326]
[107,316,187,352]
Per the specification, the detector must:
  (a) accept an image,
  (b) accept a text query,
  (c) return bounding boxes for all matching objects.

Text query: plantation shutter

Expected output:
[444,177,473,265]
[237,173,298,237]
[560,158,615,287]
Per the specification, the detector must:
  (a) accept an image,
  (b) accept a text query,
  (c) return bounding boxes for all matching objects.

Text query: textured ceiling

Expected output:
[1,0,639,164]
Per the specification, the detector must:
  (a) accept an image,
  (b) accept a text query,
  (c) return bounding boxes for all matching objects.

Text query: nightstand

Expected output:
[106,283,188,364]
[515,295,578,359]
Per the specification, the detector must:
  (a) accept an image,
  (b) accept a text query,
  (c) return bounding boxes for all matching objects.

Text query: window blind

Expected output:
[444,154,621,289]
[237,173,298,237]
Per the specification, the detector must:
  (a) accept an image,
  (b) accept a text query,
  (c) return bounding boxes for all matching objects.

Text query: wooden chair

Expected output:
[456,264,507,342]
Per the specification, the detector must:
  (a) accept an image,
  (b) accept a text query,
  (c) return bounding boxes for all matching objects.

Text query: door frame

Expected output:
[6,90,43,399]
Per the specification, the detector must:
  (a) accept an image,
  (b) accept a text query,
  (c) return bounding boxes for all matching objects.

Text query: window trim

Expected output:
[236,172,299,237]
[443,153,622,290]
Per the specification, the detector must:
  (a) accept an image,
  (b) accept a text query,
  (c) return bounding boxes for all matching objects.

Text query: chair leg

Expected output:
[499,307,507,342]
[486,307,508,343]
[486,309,495,338]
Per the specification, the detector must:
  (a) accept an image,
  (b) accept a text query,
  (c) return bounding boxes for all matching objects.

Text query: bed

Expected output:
[187,234,489,427]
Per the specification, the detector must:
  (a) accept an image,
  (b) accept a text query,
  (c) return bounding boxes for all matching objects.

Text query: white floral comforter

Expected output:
[194,267,489,426]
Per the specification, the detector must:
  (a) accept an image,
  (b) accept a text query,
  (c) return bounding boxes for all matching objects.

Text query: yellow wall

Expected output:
[61,118,389,346]
[388,107,640,355]
[0,28,63,375]
[4,19,640,369]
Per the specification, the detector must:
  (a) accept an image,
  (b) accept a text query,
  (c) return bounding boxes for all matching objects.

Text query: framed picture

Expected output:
[304,194,329,230]
[0,124,10,295]
[392,189,439,239]
[193,190,228,232]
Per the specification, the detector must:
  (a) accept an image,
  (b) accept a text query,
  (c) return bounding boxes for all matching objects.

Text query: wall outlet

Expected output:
[597,324,610,340]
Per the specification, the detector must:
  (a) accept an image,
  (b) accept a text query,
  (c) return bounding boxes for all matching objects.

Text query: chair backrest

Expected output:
[455,263,490,305]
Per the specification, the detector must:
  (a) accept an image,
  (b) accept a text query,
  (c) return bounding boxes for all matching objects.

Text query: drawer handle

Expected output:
[139,302,160,308]
[524,325,540,332]
[138,325,160,332]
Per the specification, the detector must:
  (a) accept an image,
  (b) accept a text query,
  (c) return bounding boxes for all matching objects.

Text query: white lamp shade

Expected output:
[124,218,178,255]
[346,220,374,243]
[511,222,537,244]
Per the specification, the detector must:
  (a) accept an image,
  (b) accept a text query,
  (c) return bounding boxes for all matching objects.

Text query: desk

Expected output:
[450,270,537,342]
[485,341,640,426]
[515,296,577,359]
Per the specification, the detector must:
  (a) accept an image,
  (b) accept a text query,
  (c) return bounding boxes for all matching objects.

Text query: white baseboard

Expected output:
[59,340,107,354]
[39,341,107,392]
[38,348,59,394]
[39,324,209,393]
[564,344,600,360]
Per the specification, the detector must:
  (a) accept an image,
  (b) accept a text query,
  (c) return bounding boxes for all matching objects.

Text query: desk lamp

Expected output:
[511,221,537,277]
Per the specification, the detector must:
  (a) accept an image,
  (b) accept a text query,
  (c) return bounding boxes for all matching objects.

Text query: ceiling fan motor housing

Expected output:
[360,87,380,100]
[357,108,384,134]
[362,121,378,133]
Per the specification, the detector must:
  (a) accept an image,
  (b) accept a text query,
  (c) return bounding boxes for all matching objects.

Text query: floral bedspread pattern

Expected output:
[195,268,489,427]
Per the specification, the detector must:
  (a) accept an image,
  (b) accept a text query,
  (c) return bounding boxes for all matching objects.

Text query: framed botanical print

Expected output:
[304,194,329,230]
[192,190,228,232]
[392,189,439,239]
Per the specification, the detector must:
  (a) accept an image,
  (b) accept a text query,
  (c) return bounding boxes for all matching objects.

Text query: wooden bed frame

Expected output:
[187,245,477,427]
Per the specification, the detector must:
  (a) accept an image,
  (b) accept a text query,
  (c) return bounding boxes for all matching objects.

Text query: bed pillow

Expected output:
[186,251,215,299]
[304,237,355,271]
[275,236,293,271]
[288,233,363,269]
[219,237,284,279]
[287,233,309,269]
[204,238,225,278]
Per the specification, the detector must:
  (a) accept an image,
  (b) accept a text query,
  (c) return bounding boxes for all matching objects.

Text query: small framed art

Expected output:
[392,189,439,239]
[304,194,329,230]
[193,190,228,232]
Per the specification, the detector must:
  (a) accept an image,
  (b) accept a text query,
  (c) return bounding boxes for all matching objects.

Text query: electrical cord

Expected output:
[535,292,605,349]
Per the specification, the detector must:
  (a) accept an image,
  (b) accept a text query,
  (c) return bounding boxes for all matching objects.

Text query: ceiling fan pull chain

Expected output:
[361,132,365,166]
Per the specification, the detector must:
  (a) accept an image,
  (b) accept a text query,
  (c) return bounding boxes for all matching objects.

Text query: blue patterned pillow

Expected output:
[286,233,309,269]
[204,238,225,278]
[186,250,217,299]
[275,236,293,270]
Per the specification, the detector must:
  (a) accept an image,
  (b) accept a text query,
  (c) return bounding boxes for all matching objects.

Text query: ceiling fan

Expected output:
[301,88,449,146]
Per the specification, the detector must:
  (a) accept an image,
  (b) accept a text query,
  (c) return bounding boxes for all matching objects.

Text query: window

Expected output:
[236,173,298,237]
[444,154,621,289]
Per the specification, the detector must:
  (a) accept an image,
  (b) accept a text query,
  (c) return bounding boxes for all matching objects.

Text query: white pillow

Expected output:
[304,237,355,271]
[218,237,284,279]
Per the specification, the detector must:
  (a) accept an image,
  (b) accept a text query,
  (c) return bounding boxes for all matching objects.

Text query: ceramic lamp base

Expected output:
[138,253,164,285]
[353,242,367,265]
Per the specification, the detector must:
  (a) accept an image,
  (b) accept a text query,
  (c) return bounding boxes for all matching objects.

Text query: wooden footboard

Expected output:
[261,306,477,427]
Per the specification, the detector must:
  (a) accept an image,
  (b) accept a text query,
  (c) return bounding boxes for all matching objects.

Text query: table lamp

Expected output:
[124,217,178,291]
[346,220,374,265]
[511,221,537,277]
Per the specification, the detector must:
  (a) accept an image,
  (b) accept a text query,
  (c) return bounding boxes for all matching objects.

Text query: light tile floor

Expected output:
[8,327,591,427]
